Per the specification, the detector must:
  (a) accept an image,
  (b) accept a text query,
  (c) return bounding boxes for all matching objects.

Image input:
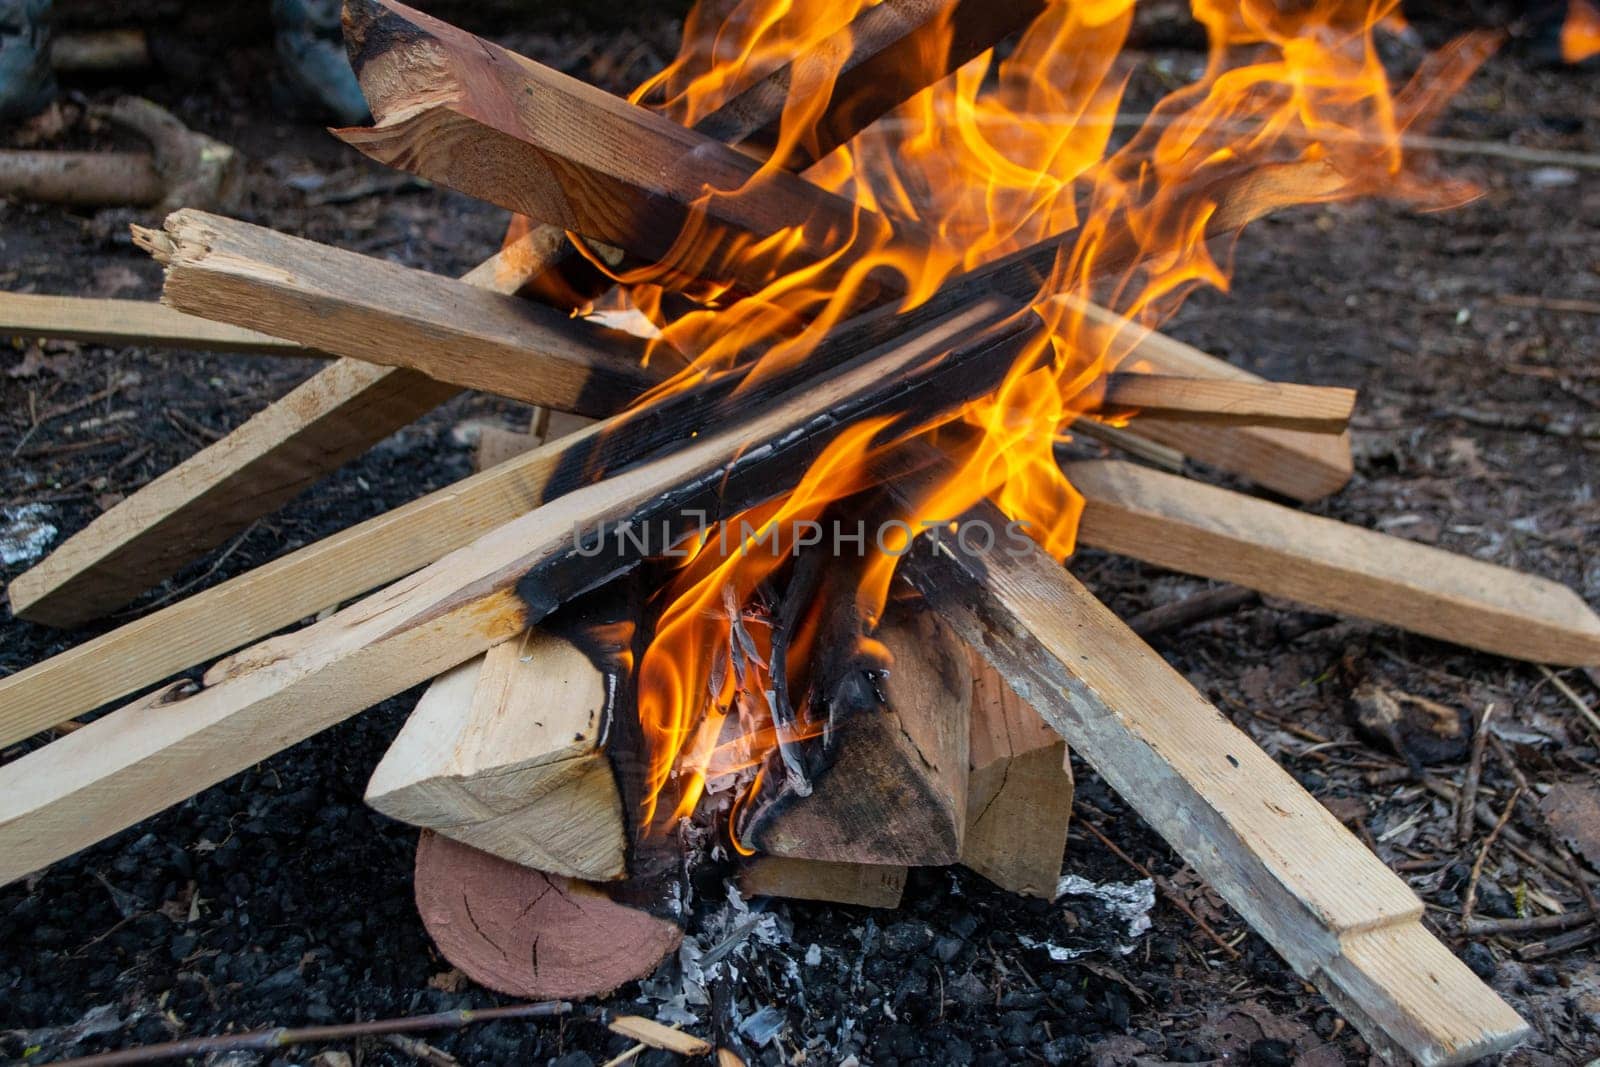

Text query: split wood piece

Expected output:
[144,211,659,417]
[0,294,1026,884]
[339,0,906,298]
[737,857,908,909]
[413,832,680,1000]
[6,228,554,628]
[1066,299,1352,500]
[755,608,972,866]
[0,291,308,355]
[1066,460,1600,666]
[0,288,1013,747]
[366,631,626,880]
[960,651,1073,899]
[892,490,1530,1066]
[692,0,1044,170]
[1094,373,1355,433]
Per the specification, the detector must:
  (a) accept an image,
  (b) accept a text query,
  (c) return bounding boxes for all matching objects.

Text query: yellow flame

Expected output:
[557,0,1496,839]
[1565,0,1600,62]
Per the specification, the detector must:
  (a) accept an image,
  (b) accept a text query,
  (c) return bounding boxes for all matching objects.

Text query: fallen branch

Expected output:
[38,1001,571,1067]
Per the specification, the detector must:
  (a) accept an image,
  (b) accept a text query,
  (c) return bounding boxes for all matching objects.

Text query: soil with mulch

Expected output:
[2,9,1598,1066]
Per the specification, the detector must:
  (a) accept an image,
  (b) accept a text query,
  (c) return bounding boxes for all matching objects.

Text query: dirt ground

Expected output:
[1,11,1598,1067]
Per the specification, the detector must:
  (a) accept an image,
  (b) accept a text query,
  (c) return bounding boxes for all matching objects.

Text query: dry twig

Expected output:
[1461,786,1521,930]
[1458,703,1495,845]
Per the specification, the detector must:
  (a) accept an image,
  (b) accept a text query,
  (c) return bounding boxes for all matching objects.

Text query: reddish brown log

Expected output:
[414,832,681,999]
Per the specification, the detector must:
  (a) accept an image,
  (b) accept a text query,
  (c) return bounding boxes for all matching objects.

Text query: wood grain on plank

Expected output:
[738,857,908,908]
[1068,459,1600,666]
[144,210,660,416]
[1096,373,1355,433]
[0,291,308,354]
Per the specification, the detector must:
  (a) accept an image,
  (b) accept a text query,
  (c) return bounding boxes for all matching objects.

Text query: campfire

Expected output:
[4,1,1598,1063]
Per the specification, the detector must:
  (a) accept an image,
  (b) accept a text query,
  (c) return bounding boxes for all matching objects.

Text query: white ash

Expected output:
[1055,874,1155,942]
[0,503,56,566]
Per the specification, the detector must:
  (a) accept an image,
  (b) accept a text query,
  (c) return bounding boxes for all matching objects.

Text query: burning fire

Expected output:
[1564,0,1600,63]
[537,1,1496,842]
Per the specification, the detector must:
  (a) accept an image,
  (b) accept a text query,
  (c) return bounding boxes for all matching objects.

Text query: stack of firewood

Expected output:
[3,1,1598,1063]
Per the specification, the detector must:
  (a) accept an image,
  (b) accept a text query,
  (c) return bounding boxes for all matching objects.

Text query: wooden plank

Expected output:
[1067,460,1600,666]
[338,0,905,297]
[738,857,907,908]
[0,294,1026,885]
[141,210,661,416]
[1065,299,1352,500]
[754,608,971,865]
[0,291,308,355]
[1096,373,1355,433]
[893,490,1530,1066]
[0,278,1016,751]
[365,632,626,880]
[6,235,548,628]
[960,650,1073,899]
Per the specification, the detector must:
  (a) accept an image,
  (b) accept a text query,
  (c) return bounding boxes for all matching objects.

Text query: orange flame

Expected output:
[1565,0,1600,62]
[556,0,1496,841]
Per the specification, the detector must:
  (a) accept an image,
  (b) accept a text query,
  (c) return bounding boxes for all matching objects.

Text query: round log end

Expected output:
[414,831,681,1000]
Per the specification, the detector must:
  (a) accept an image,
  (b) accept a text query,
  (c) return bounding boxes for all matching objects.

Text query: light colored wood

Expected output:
[960,652,1073,899]
[738,857,907,908]
[0,296,1007,884]
[1066,299,1353,500]
[1095,373,1354,433]
[1067,459,1600,666]
[7,228,551,628]
[605,1017,711,1057]
[413,832,682,1001]
[0,291,307,354]
[756,609,971,865]
[475,425,542,472]
[366,631,626,880]
[51,29,151,72]
[896,494,1531,1066]
[142,210,660,415]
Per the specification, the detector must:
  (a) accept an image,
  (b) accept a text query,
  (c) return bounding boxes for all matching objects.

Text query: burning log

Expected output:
[751,605,971,866]
[737,857,907,909]
[1094,374,1355,434]
[5,234,545,629]
[1067,460,1600,665]
[887,474,1531,1066]
[0,295,1023,884]
[137,211,660,417]
[365,632,626,881]
[688,0,1046,170]
[413,831,680,1000]
[337,0,904,298]
[0,291,306,356]
[960,652,1073,899]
